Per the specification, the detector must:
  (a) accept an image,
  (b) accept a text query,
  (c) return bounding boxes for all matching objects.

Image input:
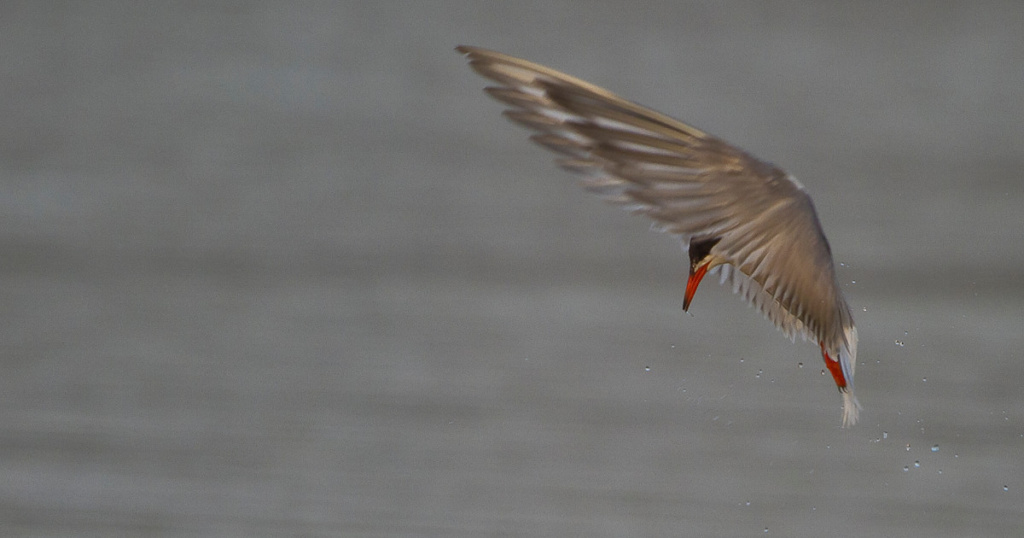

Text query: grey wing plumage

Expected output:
[458,46,860,425]
[457,46,850,342]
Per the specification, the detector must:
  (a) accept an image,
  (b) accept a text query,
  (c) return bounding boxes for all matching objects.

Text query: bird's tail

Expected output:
[840,325,861,427]
[842,390,862,428]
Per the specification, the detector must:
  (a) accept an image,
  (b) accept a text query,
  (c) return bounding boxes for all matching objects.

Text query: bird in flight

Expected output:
[457,46,861,427]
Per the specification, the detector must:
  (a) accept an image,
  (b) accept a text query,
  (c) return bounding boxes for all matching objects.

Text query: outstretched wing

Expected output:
[457,46,852,344]
[459,46,860,425]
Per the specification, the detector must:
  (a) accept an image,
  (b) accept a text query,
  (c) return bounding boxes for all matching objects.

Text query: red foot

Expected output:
[820,341,847,390]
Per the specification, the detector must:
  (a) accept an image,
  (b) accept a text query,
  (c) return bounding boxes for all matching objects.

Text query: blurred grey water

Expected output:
[2,2,1023,536]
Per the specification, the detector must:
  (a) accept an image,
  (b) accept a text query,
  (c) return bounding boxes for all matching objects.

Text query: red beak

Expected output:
[683,262,710,312]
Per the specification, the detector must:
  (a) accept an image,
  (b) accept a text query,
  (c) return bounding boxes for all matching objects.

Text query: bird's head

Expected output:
[684,237,723,311]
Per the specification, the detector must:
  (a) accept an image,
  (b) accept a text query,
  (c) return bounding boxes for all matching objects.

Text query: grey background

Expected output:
[3,2,1023,536]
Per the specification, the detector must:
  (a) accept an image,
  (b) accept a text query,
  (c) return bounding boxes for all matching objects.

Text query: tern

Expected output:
[457,46,861,427]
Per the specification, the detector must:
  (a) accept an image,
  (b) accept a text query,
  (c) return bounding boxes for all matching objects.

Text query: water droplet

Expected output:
[906,443,911,451]
[914,461,920,468]
[644,366,651,372]
[904,330,909,336]
[931,445,939,452]
[764,528,769,533]
[1004,485,1009,492]
[922,378,927,383]
[745,501,751,506]
[756,369,762,379]
[820,369,826,376]
[895,340,904,347]
[798,362,804,368]
[903,466,909,472]
[862,307,867,312]
[851,280,856,284]
[739,358,744,363]
[882,431,888,439]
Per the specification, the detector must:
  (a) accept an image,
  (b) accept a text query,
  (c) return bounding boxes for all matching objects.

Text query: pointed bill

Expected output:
[684,262,709,312]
